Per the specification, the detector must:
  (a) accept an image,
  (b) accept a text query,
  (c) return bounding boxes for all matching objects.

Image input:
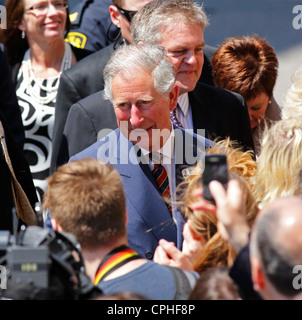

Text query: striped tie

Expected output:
[152,163,172,214]
[170,104,183,128]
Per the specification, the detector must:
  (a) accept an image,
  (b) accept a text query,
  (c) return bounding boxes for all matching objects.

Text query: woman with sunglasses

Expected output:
[0,0,88,201]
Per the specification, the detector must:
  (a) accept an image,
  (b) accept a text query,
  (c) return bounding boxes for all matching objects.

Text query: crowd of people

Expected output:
[0,0,301,301]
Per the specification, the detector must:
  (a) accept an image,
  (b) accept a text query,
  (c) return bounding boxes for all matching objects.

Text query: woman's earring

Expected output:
[21,30,25,39]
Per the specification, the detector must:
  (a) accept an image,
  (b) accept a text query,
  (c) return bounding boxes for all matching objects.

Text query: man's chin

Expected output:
[131,138,161,152]
[123,126,171,151]
[177,82,197,95]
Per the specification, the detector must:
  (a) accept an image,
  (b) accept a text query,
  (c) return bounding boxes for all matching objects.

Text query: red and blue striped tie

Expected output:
[152,163,172,214]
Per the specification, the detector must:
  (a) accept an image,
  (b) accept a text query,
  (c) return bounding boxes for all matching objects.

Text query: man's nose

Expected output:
[183,50,198,64]
[129,105,144,127]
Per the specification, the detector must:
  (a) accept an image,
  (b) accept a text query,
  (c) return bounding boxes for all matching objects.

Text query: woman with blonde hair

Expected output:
[179,170,258,274]
[253,118,302,209]
[281,64,302,120]
[154,139,258,274]
[206,138,257,191]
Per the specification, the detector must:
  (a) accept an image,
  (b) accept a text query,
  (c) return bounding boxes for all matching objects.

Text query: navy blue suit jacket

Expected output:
[70,127,212,259]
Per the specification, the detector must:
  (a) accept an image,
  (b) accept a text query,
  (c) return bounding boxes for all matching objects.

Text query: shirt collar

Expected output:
[139,126,175,164]
[177,92,190,117]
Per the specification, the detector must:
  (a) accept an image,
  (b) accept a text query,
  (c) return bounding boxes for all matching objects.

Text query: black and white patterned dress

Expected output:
[15,44,72,202]
[16,74,58,201]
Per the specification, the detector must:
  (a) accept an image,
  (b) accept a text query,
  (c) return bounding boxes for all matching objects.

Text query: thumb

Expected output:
[209,180,227,205]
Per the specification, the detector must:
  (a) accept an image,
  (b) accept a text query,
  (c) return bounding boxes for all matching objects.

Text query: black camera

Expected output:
[0,226,101,300]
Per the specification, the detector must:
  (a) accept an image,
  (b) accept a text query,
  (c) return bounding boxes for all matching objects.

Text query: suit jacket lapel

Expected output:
[174,125,207,184]
[113,130,177,244]
[189,82,217,139]
[100,127,208,250]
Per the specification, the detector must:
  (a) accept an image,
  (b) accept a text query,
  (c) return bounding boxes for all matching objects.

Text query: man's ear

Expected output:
[168,84,179,111]
[109,5,121,28]
[18,19,26,32]
[250,254,266,292]
[255,265,266,290]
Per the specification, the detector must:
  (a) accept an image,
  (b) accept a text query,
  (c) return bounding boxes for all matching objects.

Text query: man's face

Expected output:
[112,70,178,151]
[159,21,205,95]
[110,0,153,44]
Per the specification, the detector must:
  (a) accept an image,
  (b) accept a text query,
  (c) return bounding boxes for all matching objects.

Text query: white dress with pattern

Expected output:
[16,72,58,201]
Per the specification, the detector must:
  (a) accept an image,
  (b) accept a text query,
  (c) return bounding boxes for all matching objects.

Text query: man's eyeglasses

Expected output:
[115,5,137,23]
[24,0,68,15]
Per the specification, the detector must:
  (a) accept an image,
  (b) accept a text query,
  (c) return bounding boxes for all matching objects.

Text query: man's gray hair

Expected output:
[103,43,176,101]
[131,0,209,45]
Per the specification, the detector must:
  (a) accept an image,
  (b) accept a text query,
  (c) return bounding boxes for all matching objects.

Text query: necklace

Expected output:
[21,42,72,105]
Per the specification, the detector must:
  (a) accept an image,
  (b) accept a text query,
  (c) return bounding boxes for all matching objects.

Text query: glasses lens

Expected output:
[127,11,136,22]
[25,1,67,14]
[53,1,67,10]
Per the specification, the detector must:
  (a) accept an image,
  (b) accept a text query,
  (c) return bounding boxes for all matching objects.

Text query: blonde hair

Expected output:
[253,118,302,209]
[182,170,258,274]
[206,138,257,191]
[178,139,258,273]
[282,65,302,120]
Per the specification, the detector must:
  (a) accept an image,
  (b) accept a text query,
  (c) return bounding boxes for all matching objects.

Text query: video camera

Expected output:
[0,225,101,300]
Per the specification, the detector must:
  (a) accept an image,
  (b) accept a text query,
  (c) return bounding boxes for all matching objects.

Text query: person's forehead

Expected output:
[161,19,203,35]
[111,71,156,95]
[159,21,204,45]
[24,0,59,5]
[23,0,42,6]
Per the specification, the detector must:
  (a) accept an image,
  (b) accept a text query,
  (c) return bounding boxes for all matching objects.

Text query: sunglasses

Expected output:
[116,5,137,23]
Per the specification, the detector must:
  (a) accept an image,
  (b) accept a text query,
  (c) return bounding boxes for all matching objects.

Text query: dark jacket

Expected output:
[51,39,122,173]
[229,244,262,300]
[66,0,120,52]
[189,82,254,151]
[0,44,25,150]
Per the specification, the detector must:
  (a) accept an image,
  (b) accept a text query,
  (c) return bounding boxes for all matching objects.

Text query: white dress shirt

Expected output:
[177,93,194,130]
[139,126,177,220]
